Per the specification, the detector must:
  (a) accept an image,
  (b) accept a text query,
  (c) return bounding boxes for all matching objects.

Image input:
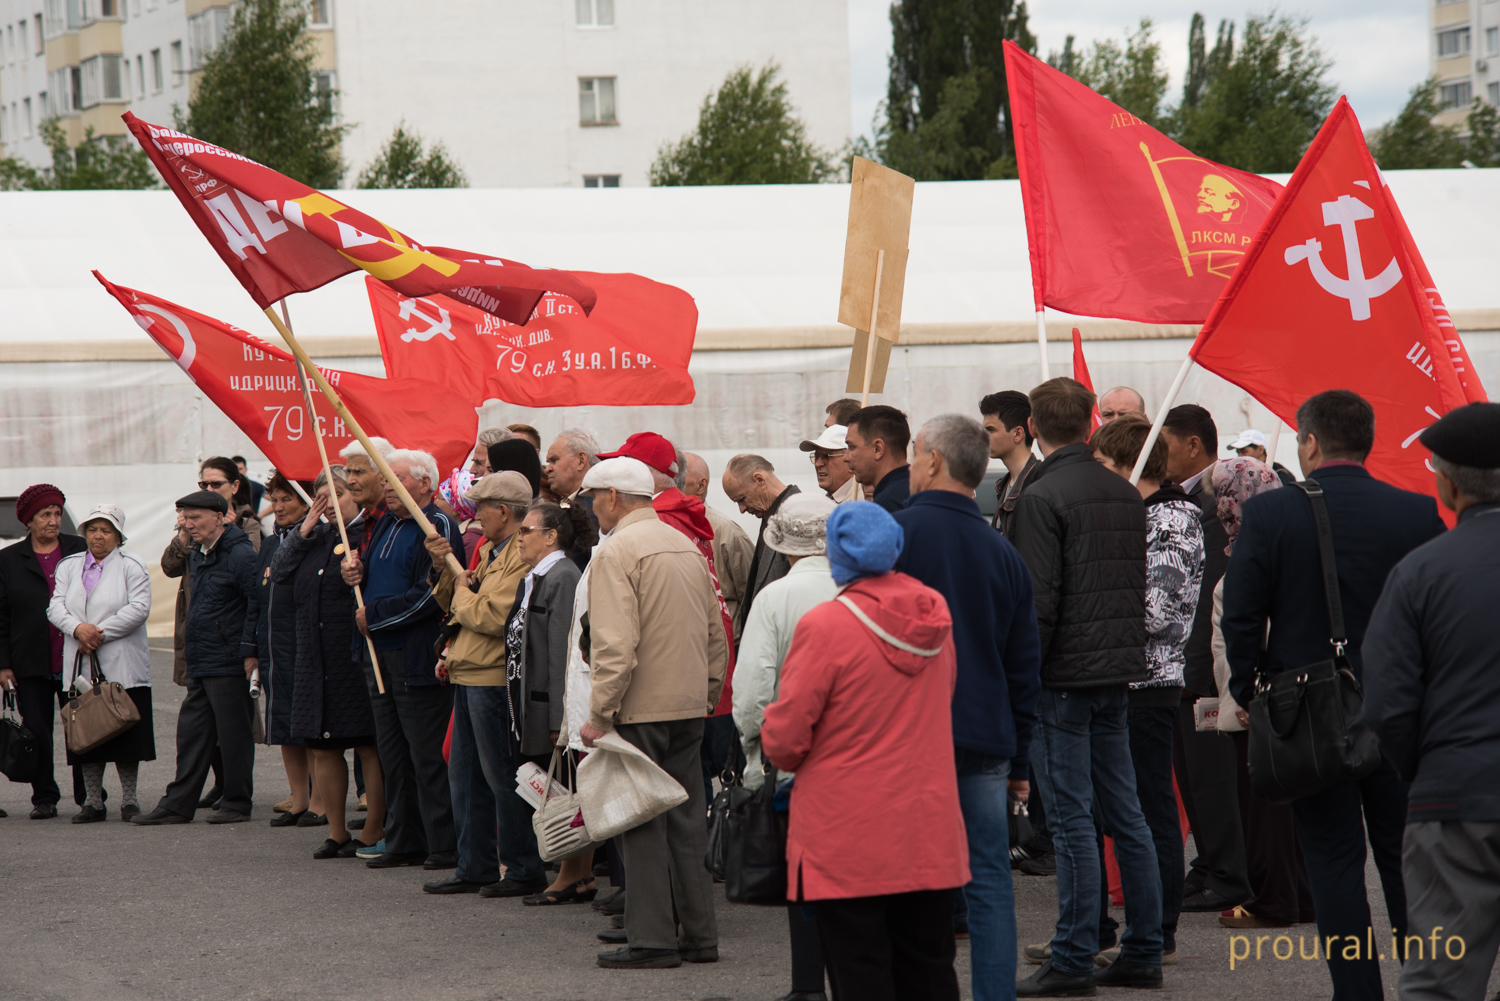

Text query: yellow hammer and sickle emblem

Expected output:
[291,193,461,280]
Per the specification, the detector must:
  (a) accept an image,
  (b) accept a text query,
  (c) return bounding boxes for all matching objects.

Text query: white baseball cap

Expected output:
[1228,429,1269,450]
[799,425,848,452]
[580,456,655,497]
[80,503,127,542]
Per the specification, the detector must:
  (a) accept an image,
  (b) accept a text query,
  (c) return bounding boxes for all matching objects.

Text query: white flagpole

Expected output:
[1035,309,1051,380]
[1130,354,1197,485]
[1265,417,1285,468]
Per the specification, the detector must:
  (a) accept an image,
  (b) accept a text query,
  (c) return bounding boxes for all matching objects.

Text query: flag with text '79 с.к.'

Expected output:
[95,272,478,480]
[365,274,697,407]
[1003,40,1284,325]
[121,112,596,325]
[1190,97,1487,507]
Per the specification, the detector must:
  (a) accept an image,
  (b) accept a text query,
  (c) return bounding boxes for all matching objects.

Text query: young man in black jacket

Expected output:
[1012,378,1163,995]
[135,491,260,825]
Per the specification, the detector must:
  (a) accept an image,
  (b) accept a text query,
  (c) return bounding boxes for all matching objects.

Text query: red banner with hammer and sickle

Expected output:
[121,113,595,325]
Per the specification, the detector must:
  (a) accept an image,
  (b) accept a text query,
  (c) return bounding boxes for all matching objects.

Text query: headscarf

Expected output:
[825,501,904,586]
[439,467,476,521]
[1213,456,1282,556]
[488,439,542,498]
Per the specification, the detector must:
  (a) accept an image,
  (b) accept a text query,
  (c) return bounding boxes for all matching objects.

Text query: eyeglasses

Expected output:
[516,526,556,537]
[808,450,847,464]
[198,480,230,490]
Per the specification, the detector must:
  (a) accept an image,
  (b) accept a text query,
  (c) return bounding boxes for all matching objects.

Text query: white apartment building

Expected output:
[1431,0,1500,127]
[0,0,851,187]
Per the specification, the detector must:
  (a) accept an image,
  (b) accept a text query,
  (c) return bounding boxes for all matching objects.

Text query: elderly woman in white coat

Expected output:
[46,504,153,823]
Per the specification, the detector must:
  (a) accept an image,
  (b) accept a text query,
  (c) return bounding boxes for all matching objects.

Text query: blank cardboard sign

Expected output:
[838,158,914,344]
[845,329,895,394]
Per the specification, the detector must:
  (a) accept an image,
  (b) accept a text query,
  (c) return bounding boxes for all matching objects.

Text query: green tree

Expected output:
[1076,19,1170,127]
[1463,99,1500,167]
[1047,36,1080,77]
[0,118,158,190]
[177,0,349,187]
[356,121,468,188]
[1366,78,1468,169]
[1173,12,1336,172]
[1181,13,1234,112]
[650,63,838,185]
[880,0,1035,180]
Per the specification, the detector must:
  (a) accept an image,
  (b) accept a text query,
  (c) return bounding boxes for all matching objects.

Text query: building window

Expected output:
[80,53,123,106]
[1490,81,1500,106]
[1488,26,1499,56]
[170,39,182,85]
[1439,79,1473,109]
[24,97,33,137]
[314,70,335,113]
[6,25,13,64]
[34,14,43,54]
[309,0,331,26]
[576,0,613,27]
[151,48,162,91]
[188,7,229,69]
[578,76,616,125]
[99,0,118,17]
[583,174,621,187]
[20,20,28,60]
[1437,27,1471,58]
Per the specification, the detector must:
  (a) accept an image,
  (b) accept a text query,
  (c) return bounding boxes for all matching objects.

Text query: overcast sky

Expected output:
[846,0,1430,141]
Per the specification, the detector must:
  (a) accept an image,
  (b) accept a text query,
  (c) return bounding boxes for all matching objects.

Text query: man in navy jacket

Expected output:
[1363,402,1500,1001]
[342,449,466,870]
[895,414,1041,1001]
[1222,390,1445,1001]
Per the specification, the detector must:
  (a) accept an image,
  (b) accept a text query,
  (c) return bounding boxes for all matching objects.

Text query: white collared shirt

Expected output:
[520,549,568,611]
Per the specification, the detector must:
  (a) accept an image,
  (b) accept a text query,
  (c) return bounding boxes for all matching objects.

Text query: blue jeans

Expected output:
[448,684,543,885]
[1031,686,1163,977]
[956,748,1016,1001]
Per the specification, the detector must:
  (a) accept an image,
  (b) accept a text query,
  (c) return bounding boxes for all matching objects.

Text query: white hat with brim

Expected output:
[80,503,127,542]
[580,456,655,497]
[1228,429,1269,450]
[799,425,848,452]
[764,494,837,557]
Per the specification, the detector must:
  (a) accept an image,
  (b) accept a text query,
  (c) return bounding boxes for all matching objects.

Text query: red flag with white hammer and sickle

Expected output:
[1190,97,1486,505]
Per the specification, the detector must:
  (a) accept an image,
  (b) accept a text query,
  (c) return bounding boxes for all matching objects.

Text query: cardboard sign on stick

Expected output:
[838,159,914,343]
[845,329,894,394]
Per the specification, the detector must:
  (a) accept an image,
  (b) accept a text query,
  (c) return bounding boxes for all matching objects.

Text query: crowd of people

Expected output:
[1,387,1497,1001]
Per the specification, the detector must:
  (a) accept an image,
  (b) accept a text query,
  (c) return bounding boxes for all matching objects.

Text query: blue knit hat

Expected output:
[825,502,904,586]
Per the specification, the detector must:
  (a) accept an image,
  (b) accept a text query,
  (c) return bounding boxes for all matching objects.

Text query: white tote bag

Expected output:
[575,730,689,841]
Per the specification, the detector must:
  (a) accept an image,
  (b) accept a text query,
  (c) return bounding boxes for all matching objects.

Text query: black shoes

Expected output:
[132,807,190,825]
[347,816,365,830]
[680,946,718,964]
[365,851,426,869]
[72,805,107,824]
[295,811,328,828]
[593,887,626,915]
[119,804,140,822]
[597,946,682,969]
[269,809,306,828]
[337,839,376,859]
[423,850,458,870]
[313,838,350,860]
[424,875,495,894]
[1019,852,1059,876]
[778,993,827,1001]
[29,804,58,820]
[1093,958,1163,989]
[479,877,547,898]
[1016,960,1098,997]
[197,788,222,810]
[597,927,628,944]
[204,809,250,824]
[1181,888,1244,913]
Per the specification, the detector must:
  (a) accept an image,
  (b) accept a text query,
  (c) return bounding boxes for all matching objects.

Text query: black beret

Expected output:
[488,439,542,498]
[1419,402,1500,469]
[176,490,230,514]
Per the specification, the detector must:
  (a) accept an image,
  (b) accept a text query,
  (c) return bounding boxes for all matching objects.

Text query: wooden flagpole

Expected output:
[280,301,386,696]
[261,305,465,579]
[860,250,887,407]
[1130,354,1197,486]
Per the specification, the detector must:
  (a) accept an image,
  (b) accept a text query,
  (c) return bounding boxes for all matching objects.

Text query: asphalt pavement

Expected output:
[2,645,1492,1000]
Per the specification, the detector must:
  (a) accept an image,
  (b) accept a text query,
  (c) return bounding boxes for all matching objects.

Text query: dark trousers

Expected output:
[699,712,743,805]
[1173,695,1250,901]
[1230,731,1315,924]
[616,718,718,951]
[1128,705,1184,953]
[449,683,543,885]
[789,903,827,994]
[1289,756,1408,1001]
[13,675,78,807]
[365,648,454,856]
[159,676,255,817]
[812,888,960,1001]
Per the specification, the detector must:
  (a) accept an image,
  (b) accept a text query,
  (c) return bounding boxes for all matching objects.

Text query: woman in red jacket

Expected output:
[761,501,969,1001]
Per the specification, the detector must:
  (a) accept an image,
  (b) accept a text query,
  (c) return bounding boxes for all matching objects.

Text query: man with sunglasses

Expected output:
[800,424,859,504]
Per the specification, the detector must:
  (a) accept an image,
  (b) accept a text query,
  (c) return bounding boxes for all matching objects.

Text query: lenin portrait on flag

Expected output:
[1138,141,1274,281]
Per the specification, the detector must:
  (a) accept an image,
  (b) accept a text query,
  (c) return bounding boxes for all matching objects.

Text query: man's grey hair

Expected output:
[920,414,991,490]
[726,454,774,481]
[313,464,349,493]
[556,428,600,467]
[340,436,393,465]
[673,449,688,490]
[1432,455,1500,504]
[476,426,514,450]
[388,448,440,493]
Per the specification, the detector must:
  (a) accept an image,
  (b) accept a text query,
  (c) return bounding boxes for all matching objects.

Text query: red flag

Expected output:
[1004,41,1284,324]
[121,113,595,325]
[1190,97,1485,506]
[365,273,697,407]
[1071,327,1104,431]
[95,273,477,479]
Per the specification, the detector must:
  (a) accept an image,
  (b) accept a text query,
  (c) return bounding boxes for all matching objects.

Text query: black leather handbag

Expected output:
[1247,480,1382,805]
[704,774,749,882]
[1,686,43,784]
[724,766,786,905]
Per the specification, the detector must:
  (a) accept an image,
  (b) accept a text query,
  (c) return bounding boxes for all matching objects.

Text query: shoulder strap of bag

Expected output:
[1293,479,1348,656]
[836,595,945,657]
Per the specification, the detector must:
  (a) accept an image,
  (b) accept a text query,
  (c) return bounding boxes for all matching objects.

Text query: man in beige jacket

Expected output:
[577,457,728,970]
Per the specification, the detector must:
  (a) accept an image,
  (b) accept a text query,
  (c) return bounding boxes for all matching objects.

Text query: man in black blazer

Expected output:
[1222,390,1446,1001]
